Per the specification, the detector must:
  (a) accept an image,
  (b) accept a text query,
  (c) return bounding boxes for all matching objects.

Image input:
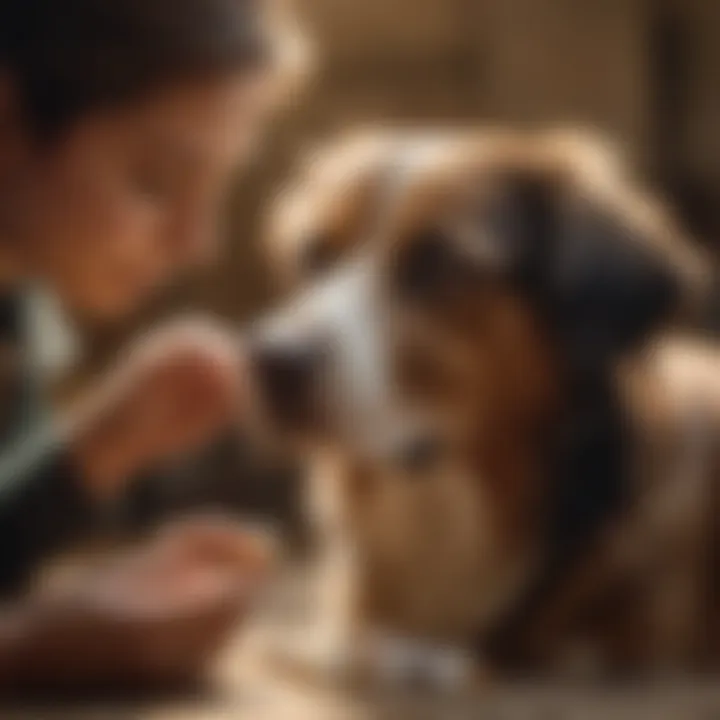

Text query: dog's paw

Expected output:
[261,627,487,696]
[364,633,485,694]
[262,629,365,689]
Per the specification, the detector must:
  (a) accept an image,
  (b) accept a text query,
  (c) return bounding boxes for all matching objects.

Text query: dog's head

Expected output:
[250,128,706,470]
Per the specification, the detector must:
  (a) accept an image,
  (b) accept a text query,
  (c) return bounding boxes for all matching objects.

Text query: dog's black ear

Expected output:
[548,204,680,364]
[493,177,683,365]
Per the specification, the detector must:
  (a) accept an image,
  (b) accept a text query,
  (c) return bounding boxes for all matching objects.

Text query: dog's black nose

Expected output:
[253,342,320,394]
[394,433,445,474]
[248,337,326,430]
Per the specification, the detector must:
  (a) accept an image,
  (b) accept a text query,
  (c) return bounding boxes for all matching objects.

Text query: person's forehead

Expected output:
[91,75,266,156]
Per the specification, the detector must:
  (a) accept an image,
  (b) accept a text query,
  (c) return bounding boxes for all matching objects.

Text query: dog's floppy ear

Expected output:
[546,197,682,363]
[491,176,689,366]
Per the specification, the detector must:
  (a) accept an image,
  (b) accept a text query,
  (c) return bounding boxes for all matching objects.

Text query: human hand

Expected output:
[68,317,248,497]
[0,517,274,692]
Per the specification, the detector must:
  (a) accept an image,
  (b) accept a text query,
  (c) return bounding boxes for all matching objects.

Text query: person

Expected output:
[0,0,301,689]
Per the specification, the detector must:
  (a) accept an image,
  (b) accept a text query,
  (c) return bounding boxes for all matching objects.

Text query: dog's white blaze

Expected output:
[262,255,409,452]
[310,259,398,448]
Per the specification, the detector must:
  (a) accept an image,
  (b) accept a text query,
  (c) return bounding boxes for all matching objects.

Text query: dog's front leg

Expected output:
[266,536,370,688]
[269,451,372,686]
[309,535,368,681]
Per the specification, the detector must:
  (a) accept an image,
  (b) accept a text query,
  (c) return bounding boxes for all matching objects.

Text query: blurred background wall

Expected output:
[70,0,720,531]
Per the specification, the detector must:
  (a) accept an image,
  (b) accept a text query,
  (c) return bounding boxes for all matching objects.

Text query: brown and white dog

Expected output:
[247,128,719,687]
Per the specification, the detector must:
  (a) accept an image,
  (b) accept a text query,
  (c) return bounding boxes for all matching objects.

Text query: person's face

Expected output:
[2,72,272,319]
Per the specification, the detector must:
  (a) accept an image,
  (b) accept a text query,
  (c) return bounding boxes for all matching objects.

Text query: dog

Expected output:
[247,127,719,688]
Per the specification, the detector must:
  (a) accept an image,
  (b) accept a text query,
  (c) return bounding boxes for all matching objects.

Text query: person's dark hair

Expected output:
[0,0,274,138]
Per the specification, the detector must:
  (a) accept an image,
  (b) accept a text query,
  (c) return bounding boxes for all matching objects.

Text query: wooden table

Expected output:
[4,618,720,720]
[3,572,720,719]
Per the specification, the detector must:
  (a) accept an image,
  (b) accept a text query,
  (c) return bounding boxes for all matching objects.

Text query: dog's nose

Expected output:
[253,342,320,394]
[248,336,326,430]
[393,433,445,474]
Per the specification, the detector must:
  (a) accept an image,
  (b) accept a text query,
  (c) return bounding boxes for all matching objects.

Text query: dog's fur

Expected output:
[252,128,719,685]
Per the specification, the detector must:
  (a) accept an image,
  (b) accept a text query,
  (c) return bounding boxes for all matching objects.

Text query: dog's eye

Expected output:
[300,237,335,277]
[395,229,455,299]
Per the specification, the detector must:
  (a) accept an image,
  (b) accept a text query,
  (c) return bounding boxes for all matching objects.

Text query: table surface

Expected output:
[4,621,720,720]
[3,571,720,720]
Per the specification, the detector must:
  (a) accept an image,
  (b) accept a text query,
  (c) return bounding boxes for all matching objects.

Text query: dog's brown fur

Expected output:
[259,128,718,682]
